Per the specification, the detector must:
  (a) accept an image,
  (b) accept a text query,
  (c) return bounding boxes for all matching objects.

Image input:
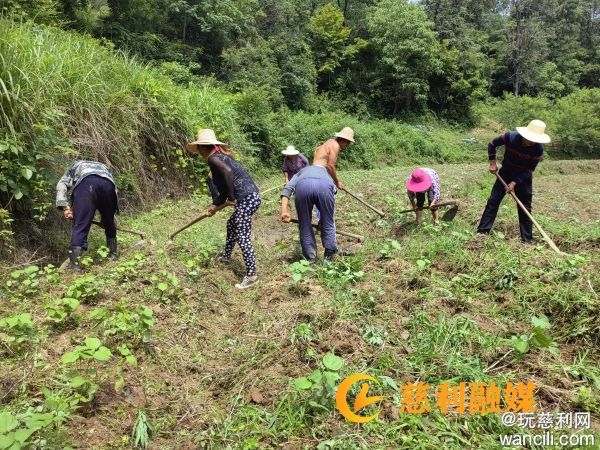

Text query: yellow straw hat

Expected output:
[186,129,227,153]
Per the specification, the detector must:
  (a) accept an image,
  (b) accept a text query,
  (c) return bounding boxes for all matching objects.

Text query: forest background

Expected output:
[0,0,599,258]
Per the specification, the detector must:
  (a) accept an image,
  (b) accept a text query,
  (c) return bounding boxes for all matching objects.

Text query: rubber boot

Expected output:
[69,246,84,273]
[107,238,118,261]
[324,248,338,261]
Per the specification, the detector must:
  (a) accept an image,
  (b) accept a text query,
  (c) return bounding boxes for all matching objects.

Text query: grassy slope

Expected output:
[1,160,599,449]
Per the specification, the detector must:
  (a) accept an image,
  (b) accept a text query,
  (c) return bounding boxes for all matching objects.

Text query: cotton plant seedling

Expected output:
[5,265,40,297]
[291,323,313,344]
[87,304,155,345]
[318,259,365,287]
[293,353,344,411]
[66,275,101,304]
[0,313,35,353]
[45,297,80,327]
[288,260,315,283]
[508,315,559,355]
[114,254,147,282]
[150,270,182,303]
[379,239,401,259]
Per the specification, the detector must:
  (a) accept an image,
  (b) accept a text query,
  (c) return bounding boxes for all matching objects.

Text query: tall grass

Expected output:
[0,18,248,211]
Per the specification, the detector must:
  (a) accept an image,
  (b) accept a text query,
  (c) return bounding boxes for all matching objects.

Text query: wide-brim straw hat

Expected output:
[335,127,355,143]
[516,120,551,144]
[282,145,300,156]
[406,168,432,193]
[186,129,227,153]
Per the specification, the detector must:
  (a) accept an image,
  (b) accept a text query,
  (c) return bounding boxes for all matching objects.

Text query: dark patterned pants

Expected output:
[224,192,261,276]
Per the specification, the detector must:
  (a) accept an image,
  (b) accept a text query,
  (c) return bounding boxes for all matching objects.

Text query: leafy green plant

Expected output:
[379,239,401,259]
[495,268,518,290]
[45,298,80,326]
[66,275,101,303]
[62,337,113,365]
[288,260,315,283]
[0,408,66,450]
[0,313,34,353]
[150,270,181,303]
[559,255,587,281]
[5,266,40,296]
[132,409,152,449]
[416,258,431,270]
[293,353,344,410]
[319,259,365,287]
[115,344,138,393]
[291,323,313,344]
[114,254,147,282]
[508,315,558,355]
[88,304,154,345]
[361,324,385,346]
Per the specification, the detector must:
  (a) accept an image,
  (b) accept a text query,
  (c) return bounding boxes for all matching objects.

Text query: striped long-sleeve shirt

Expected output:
[55,160,116,209]
[488,131,544,185]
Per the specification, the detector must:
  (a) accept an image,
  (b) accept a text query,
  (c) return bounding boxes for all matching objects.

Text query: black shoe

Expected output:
[69,246,84,273]
[107,238,118,261]
[324,249,338,261]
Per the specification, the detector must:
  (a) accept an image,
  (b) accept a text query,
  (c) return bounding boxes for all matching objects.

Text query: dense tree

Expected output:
[3,0,599,120]
[367,0,440,113]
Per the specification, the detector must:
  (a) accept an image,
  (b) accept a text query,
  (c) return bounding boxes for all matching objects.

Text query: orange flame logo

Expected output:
[335,374,385,423]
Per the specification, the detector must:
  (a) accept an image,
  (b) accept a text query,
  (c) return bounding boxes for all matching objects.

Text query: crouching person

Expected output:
[56,160,119,272]
[406,168,441,224]
[280,165,338,263]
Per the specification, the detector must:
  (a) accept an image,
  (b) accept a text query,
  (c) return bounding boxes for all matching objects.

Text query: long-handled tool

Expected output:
[342,188,385,218]
[397,201,458,215]
[92,220,146,240]
[397,201,460,222]
[169,203,229,242]
[289,218,365,242]
[495,173,563,255]
[260,183,285,196]
[169,183,284,242]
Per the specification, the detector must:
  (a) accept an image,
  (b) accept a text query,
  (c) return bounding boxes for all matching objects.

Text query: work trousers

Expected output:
[295,178,337,260]
[477,168,533,242]
[71,175,118,249]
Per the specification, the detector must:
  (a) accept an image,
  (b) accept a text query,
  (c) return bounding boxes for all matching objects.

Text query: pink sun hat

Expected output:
[406,168,432,193]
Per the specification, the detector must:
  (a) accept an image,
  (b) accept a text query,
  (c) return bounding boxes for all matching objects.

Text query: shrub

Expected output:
[553,89,600,158]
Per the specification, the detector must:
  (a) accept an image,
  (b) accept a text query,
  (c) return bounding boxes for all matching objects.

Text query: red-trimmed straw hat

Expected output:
[406,169,432,193]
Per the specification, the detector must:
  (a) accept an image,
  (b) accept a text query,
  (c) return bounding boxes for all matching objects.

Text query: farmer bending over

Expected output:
[186,129,261,289]
[312,127,354,190]
[406,168,441,224]
[56,160,119,272]
[280,165,338,263]
[477,120,550,244]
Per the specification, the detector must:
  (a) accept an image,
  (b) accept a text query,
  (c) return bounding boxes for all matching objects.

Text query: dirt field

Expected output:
[1,160,599,449]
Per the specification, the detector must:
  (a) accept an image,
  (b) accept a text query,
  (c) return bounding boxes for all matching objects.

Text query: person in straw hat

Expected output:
[186,129,261,289]
[313,127,354,190]
[477,120,551,244]
[406,168,441,224]
[282,145,309,183]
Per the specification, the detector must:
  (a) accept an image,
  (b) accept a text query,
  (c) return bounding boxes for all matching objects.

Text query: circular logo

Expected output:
[336,374,385,423]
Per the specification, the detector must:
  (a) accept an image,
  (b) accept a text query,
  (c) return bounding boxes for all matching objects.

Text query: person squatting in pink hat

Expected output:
[406,168,441,224]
